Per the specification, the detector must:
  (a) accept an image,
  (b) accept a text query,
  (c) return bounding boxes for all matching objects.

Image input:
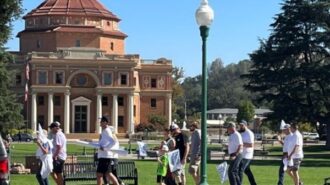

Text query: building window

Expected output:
[37,96,44,106]
[107,21,111,26]
[54,96,61,106]
[120,74,127,85]
[102,96,108,106]
[133,105,136,117]
[75,40,81,47]
[110,42,114,51]
[38,71,47,84]
[151,78,157,88]
[16,74,22,86]
[151,98,157,108]
[37,40,41,48]
[103,72,112,85]
[37,115,45,128]
[118,116,124,127]
[53,115,61,123]
[54,71,64,84]
[118,96,124,106]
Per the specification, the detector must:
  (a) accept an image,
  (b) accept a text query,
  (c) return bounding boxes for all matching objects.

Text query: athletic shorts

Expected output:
[288,158,302,171]
[96,158,116,174]
[189,157,201,174]
[53,158,65,173]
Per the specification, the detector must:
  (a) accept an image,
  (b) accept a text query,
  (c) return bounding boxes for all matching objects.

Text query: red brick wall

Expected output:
[140,96,166,124]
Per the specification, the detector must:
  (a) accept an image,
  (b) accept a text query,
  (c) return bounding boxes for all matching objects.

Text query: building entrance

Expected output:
[74,105,87,132]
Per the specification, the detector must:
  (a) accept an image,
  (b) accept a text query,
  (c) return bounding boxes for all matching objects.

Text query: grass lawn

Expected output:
[9,143,330,185]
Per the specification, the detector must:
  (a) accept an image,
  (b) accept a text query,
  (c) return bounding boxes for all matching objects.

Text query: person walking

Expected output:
[49,122,67,185]
[288,123,304,185]
[188,122,201,185]
[238,120,257,185]
[227,122,243,185]
[156,145,170,185]
[35,129,53,185]
[96,116,119,185]
[170,123,189,185]
[277,124,293,185]
[161,128,177,185]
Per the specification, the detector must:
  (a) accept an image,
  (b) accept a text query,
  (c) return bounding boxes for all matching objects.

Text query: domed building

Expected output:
[11,0,173,137]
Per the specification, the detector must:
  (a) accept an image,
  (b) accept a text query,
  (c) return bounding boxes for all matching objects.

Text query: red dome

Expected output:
[24,0,120,20]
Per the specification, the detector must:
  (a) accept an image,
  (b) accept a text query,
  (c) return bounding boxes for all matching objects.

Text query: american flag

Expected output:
[24,82,28,102]
[25,62,30,80]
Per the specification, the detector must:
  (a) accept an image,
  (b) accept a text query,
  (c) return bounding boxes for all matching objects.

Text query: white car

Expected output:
[308,133,319,140]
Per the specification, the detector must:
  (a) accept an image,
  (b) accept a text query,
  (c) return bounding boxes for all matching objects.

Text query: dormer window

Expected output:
[76,40,81,47]
[110,42,114,51]
[37,40,41,48]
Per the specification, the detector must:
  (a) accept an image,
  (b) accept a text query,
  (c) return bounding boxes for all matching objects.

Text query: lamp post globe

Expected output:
[195,0,214,185]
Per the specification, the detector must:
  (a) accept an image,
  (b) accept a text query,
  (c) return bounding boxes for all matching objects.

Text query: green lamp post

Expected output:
[195,0,214,184]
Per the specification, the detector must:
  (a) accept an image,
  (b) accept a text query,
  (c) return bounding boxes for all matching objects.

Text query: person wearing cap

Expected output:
[96,116,120,185]
[226,121,243,185]
[288,123,304,185]
[170,123,189,185]
[188,122,201,185]
[238,120,257,185]
[156,145,169,185]
[277,123,293,185]
[49,121,67,185]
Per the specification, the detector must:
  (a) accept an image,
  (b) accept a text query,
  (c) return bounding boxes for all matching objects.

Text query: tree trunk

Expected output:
[326,123,330,150]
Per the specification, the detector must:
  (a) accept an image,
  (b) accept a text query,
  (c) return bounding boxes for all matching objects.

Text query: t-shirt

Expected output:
[283,133,295,154]
[52,130,67,160]
[156,154,169,176]
[228,131,243,155]
[98,127,116,159]
[292,130,304,159]
[174,132,189,160]
[190,129,201,159]
[240,129,254,159]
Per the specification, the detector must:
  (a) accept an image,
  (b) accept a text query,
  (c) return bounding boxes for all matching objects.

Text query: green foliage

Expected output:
[236,100,255,123]
[299,122,316,132]
[243,0,330,148]
[148,114,167,126]
[171,67,185,120]
[0,0,24,134]
[0,0,23,45]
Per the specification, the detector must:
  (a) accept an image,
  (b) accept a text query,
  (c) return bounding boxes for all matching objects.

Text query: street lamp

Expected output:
[195,0,214,184]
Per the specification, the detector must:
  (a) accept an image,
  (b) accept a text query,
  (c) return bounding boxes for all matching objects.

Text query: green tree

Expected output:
[236,100,255,123]
[172,67,185,121]
[0,0,24,135]
[243,0,330,148]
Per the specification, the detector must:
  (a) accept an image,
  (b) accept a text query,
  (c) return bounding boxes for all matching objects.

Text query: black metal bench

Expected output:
[63,160,138,185]
[325,177,330,185]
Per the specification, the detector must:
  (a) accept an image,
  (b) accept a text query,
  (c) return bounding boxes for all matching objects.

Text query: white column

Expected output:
[96,93,102,133]
[48,93,54,124]
[167,94,172,127]
[128,94,135,134]
[31,93,37,133]
[112,94,118,133]
[64,91,70,134]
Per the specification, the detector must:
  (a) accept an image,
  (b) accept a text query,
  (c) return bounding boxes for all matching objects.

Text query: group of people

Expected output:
[226,120,304,185]
[156,122,201,185]
[34,116,123,185]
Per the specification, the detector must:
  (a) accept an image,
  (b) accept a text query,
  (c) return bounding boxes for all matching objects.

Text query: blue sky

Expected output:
[5,0,282,77]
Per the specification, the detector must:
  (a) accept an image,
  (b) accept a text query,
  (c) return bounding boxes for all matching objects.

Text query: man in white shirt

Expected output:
[49,121,67,185]
[226,122,243,185]
[96,116,119,185]
[277,123,293,185]
[238,120,257,185]
[288,123,304,185]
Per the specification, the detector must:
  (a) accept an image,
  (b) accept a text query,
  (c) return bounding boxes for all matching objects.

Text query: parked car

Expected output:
[11,133,33,142]
[308,133,319,140]
[0,137,10,185]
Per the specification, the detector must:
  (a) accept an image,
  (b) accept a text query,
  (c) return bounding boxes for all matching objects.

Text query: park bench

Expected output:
[324,177,330,185]
[63,160,138,185]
